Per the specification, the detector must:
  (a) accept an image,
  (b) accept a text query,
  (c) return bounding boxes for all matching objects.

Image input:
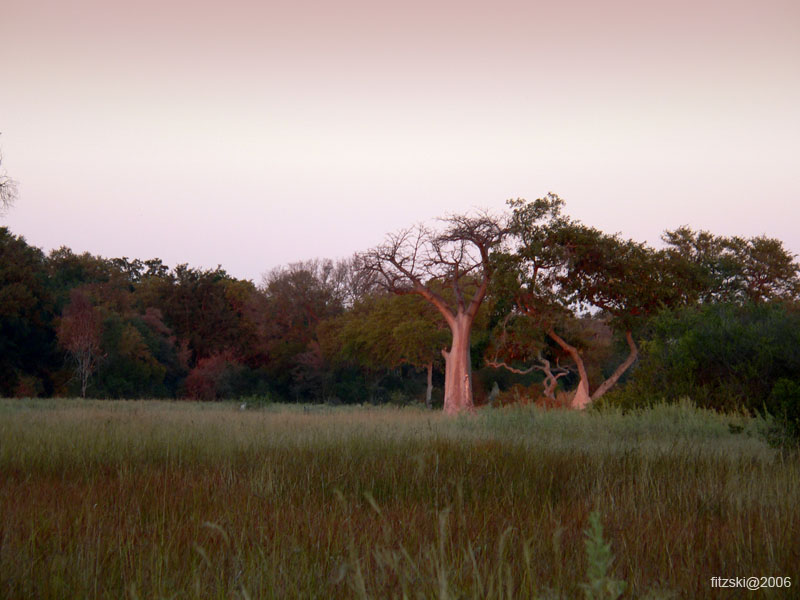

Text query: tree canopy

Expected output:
[0,194,797,416]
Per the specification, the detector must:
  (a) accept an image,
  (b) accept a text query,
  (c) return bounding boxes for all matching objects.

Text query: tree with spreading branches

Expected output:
[498,194,688,409]
[662,226,800,304]
[360,212,506,414]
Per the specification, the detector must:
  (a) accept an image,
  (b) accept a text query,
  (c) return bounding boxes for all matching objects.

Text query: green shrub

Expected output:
[606,302,800,414]
[764,378,800,445]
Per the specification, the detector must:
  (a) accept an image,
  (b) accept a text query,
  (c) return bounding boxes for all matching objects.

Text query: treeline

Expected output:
[1,196,799,421]
[0,232,375,401]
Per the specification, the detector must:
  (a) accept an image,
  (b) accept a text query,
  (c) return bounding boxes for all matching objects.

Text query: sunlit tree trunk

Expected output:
[548,328,639,409]
[547,328,591,410]
[361,213,505,414]
[442,313,474,414]
[590,330,638,401]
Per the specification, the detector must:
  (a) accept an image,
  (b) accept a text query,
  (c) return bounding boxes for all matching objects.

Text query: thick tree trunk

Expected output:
[590,330,638,401]
[442,313,474,414]
[425,362,433,409]
[546,328,639,409]
[570,378,591,409]
[547,328,591,410]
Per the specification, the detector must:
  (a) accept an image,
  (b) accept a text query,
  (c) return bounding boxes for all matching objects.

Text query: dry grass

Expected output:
[0,399,797,598]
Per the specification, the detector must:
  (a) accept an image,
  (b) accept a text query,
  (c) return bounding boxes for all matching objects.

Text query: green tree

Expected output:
[499,195,686,408]
[92,312,166,398]
[321,293,450,407]
[261,259,353,400]
[614,301,800,415]
[46,247,118,311]
[662,226,800,304]
[0,228,57,395]
[554,224,687,404]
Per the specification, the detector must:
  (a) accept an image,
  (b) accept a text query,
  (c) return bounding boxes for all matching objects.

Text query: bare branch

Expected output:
[358,210,508,327]
[485,358,537,376]
[0,145,18,215]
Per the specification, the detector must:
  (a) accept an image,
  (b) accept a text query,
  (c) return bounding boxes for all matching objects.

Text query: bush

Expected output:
[764,378,800,445]
[184,353,272,400]
[606,302,800,414]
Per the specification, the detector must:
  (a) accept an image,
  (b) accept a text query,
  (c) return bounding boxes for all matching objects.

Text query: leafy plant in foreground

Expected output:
[580,511,626,600]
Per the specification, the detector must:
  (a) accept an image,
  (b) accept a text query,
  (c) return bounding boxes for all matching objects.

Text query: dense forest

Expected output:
[1,195,799,422]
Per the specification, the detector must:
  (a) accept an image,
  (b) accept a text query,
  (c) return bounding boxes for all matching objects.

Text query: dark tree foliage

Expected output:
[492,196,689,407]
[608,301,800,414]
[0,228,58,396]
[260,259,354,400]
[158,265,240,362]
[662,227,800,304]
[47,248,118,311]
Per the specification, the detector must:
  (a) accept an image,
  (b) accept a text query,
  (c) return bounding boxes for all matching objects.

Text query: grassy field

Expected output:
[0,399,798,599]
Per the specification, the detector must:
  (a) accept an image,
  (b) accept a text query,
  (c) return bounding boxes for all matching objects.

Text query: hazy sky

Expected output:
[2,0,799,282]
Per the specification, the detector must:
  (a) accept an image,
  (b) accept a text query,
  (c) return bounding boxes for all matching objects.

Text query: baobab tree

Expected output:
[360,212,506,414]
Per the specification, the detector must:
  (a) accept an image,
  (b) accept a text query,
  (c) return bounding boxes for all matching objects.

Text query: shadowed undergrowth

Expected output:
[0,400,797,598]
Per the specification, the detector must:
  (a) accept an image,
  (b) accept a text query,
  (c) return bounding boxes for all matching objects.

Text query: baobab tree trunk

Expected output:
[425,362,433,409]
[442,313,474,414]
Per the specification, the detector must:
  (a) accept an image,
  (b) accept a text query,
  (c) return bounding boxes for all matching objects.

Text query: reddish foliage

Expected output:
[57,289,103,397]
[183,352,241,400]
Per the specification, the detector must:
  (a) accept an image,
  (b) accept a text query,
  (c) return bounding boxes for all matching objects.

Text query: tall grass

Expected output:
[0,399,797,598]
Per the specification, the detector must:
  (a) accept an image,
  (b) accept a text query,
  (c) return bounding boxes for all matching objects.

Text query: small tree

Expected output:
[360,212,506,414]
[58,289,103,397]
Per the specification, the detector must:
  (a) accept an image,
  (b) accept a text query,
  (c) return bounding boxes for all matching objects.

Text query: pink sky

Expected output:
[2,0,799,281]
